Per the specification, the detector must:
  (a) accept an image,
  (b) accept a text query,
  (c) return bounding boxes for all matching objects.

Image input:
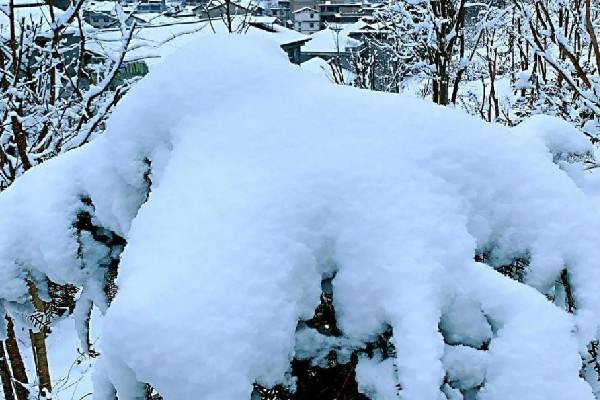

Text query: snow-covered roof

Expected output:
[293,6,317,13]
[262,21,309,45]
[131,12,162,22]
[85,0,119,13]
[131,12,198,24]
[248,15,278,24]
[320,0,362,5]
[301,23,362,53]
[174,4,197,16]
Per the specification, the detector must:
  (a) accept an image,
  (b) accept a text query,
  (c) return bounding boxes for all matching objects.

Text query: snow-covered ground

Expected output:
[1,35,600,400]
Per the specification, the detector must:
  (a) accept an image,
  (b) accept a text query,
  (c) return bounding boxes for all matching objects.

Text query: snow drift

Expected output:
[0,35,599,400]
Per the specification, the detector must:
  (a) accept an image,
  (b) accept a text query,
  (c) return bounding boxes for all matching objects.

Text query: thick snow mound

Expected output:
[513,114,592,188]
[513,114,593,161]
[0,35,600,400]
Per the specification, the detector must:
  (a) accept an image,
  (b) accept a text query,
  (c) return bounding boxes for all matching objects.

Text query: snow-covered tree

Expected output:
[1,36,600,400]
[510,0,600,139]
[374,0,471,104]
[0,0,137,190]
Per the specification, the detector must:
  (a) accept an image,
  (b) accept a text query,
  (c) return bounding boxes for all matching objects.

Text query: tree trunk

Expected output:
[438,77,450,105]
[437,63,450,105]
[26,281,52,397]
[4,317,28,400]
[432,80,439,104]
[0,341,15,400]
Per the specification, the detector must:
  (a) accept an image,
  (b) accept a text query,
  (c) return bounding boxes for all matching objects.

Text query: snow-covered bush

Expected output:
[1,35,600,400]
[0,0,138,191]
[510,0,600,138]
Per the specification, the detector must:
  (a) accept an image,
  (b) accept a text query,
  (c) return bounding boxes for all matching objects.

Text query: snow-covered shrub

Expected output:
[511,0,600,137]
[1,36,600,400]
[0,1,139,191]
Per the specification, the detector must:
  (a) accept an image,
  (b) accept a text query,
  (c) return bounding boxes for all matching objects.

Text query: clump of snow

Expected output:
[356,354,398,400]
[0,35,600,400]
[295,326,364,367]
[300,56,355,84]
[514,70,534,90]
[442,345,488,390]
[440,294,493,348]
[513,114,593,162]
[513,114,593,187]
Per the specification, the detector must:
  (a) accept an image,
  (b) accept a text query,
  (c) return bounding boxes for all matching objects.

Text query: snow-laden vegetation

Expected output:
[1,35,600,400]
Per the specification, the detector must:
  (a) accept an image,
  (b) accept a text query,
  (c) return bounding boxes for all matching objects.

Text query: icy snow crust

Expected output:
[0,36,600,400]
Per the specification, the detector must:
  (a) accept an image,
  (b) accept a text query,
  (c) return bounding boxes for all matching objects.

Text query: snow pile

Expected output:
[512,114,593,188]
[513,114,593,162]
[300,56,355,84]
[0,35,599,400]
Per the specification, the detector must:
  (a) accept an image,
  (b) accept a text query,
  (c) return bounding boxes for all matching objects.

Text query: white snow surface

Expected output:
[513,114,593,161]
[0,35,599,400]
[300,23,362,53]
[300,56,356,84]
[356,355,399,400]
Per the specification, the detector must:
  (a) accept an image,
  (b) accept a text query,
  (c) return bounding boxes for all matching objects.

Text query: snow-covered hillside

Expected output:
[1,35,599,400]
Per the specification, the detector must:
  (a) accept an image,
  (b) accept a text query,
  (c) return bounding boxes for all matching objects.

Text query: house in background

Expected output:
[128,12,198,25]
[248,18,311,63]
[267,0,291,27]
[293,7,319,34]
[289,0,317,12]
[83,1,122,28]
[318,1,363,24]
[87,14,312,68]
[137,0,167,13]
[173,5,198,16]
[195,0,264,19]
[299,22,363,68]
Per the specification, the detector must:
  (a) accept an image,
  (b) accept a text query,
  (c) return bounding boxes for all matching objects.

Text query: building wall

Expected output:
[319,4,362,23]
[137,0,166,12]
[269,7,291,23]
[293,9,319,33]
[84,11,118,28]
[295,19,319,33]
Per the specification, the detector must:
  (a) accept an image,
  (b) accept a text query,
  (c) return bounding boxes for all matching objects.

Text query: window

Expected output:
[91,16,98,21]
[309,12,314,18]
[309,22,314,28]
